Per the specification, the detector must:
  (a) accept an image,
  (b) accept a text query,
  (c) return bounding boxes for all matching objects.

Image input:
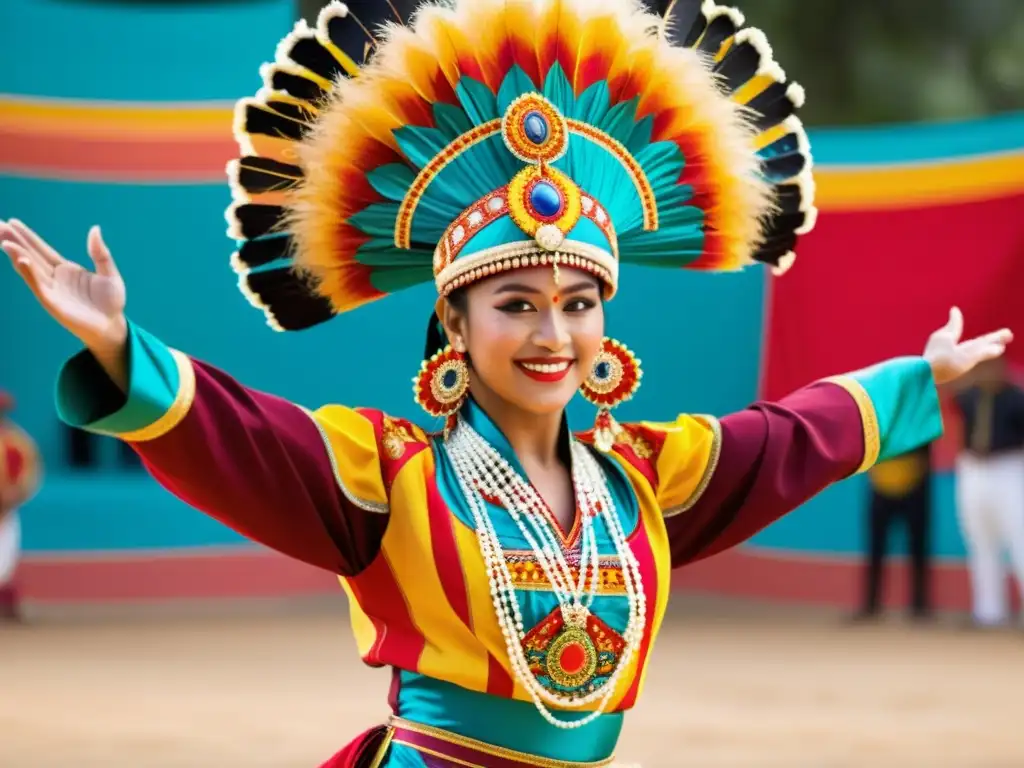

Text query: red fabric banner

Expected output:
[762,193,1024,468]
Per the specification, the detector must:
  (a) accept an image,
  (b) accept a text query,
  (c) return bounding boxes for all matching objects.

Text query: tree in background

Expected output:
[297,0,1024,126]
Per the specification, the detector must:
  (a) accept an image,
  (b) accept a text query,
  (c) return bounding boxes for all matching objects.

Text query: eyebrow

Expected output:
[493,280,599,295]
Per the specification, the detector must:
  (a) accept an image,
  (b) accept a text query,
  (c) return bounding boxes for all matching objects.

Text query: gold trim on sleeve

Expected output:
[119,349,197,443]
[821,375,881,473]
[662,414,722,519]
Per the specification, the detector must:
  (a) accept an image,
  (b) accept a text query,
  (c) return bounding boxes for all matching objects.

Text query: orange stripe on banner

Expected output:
[0,96,232,138]
[814,152,1024,210]
[0,129,235,182]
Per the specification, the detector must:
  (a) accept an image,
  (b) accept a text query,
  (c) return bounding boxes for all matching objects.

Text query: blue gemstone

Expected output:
[530,182,563,218]
[523,111,549,144]
[442,368,459,389]
[595,361,611,380]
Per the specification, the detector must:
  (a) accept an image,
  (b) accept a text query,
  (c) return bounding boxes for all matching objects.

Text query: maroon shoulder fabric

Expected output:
[131,359,388,576]
[666,381,865,567]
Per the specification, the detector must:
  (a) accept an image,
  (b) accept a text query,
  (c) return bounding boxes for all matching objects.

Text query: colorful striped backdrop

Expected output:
[1,0,1022,608]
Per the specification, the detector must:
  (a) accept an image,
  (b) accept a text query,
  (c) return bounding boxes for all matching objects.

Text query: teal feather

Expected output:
[455,78,499,126]
[593,98,642,146]
[354,240,434,267]
[432,102,474,141]
[623,114,654,155]
[367,164,417,202]
[348,203,403,238]
[496,66,538,114]
[572,81,610,126]
[368,265,435,294]
[542,65,577,116]
[394,125,452,170]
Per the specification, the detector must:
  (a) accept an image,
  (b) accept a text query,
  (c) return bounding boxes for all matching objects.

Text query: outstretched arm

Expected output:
[654,308,1011,568]
[57,323,389,575]
[3,219,389,576]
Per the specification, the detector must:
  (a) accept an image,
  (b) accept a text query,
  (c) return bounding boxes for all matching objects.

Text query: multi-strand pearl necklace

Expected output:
[445,418,647,729]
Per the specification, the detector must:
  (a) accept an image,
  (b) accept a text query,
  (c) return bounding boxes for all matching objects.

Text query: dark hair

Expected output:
[423,287,468,360]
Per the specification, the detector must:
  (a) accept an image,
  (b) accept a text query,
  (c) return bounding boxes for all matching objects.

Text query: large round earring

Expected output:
[413,345,470,435]
[579,338,643,452]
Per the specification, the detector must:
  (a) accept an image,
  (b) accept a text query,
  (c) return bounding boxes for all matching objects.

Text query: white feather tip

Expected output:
[771,252,796,276]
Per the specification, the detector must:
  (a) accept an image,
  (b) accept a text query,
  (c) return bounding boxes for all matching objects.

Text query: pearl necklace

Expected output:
[445,418,647,729]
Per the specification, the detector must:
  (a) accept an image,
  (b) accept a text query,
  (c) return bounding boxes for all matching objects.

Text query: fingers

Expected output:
[1,223,53,277]
[961,331,1012,363]
[7,219,64,267]
[2,241,51,304]
[944,306,964,343]
[86,225,120,278]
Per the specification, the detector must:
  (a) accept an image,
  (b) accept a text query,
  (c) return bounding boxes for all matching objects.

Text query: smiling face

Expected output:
[439,266,605,417]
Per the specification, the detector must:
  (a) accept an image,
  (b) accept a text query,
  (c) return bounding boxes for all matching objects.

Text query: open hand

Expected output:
[924,307,1013,386]
[1,220,128,354]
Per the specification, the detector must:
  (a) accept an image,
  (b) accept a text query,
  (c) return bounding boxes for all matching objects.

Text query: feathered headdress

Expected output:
[227,0,815,331]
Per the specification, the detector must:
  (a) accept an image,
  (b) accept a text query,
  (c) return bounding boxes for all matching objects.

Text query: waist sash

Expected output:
[385,717,617,767]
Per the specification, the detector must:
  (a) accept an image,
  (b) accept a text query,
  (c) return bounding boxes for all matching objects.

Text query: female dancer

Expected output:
[1,0,1011,765]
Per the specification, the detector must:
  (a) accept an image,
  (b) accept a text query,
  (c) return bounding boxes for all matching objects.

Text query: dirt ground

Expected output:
[1,595,1021,768]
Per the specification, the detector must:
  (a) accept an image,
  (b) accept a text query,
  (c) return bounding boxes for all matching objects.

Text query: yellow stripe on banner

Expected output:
[0,95,232,137]
[380,458,491,692]
[814,152,1024,210]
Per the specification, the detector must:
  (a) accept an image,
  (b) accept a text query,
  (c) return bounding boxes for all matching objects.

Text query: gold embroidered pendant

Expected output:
[545,625,599,690]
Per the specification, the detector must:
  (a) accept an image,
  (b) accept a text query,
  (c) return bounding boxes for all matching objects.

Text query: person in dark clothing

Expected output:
[855,444,934,621]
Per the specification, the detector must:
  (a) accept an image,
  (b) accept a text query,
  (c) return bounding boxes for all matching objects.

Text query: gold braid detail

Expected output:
[821,375,881,473]
[119,350,196,443]
[662,414,721,518]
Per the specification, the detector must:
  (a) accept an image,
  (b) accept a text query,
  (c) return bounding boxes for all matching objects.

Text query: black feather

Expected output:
[244,268,336,331]
[284,34,350,82]
[660,0,706,48]
[231,204,287,240]
[696,14,742,57]
[750,94,798,132]
[268,68,328,104]
[712,38,764,92]
[762,152,807,182]
[243,103,307,141]
[236,236,294,269]
[237,157,303,194]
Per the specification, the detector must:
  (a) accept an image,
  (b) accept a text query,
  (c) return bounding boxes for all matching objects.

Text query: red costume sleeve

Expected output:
[134,362,389,576]
[664,382,864,567]
[56,324,389,576]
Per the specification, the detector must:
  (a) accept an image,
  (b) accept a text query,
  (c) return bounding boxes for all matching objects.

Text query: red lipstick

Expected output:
[514,358,575,383]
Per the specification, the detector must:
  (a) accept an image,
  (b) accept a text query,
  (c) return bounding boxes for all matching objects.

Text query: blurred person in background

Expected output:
[854,443,934,622]
[0,392,42,622]
[953,357,1024,628]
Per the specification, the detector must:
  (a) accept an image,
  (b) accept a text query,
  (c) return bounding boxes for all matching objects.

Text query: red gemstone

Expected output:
[559,641,587,676]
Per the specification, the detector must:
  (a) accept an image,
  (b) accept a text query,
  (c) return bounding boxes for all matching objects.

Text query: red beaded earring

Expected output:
[413,345,470,435]
[579,338,643,452]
